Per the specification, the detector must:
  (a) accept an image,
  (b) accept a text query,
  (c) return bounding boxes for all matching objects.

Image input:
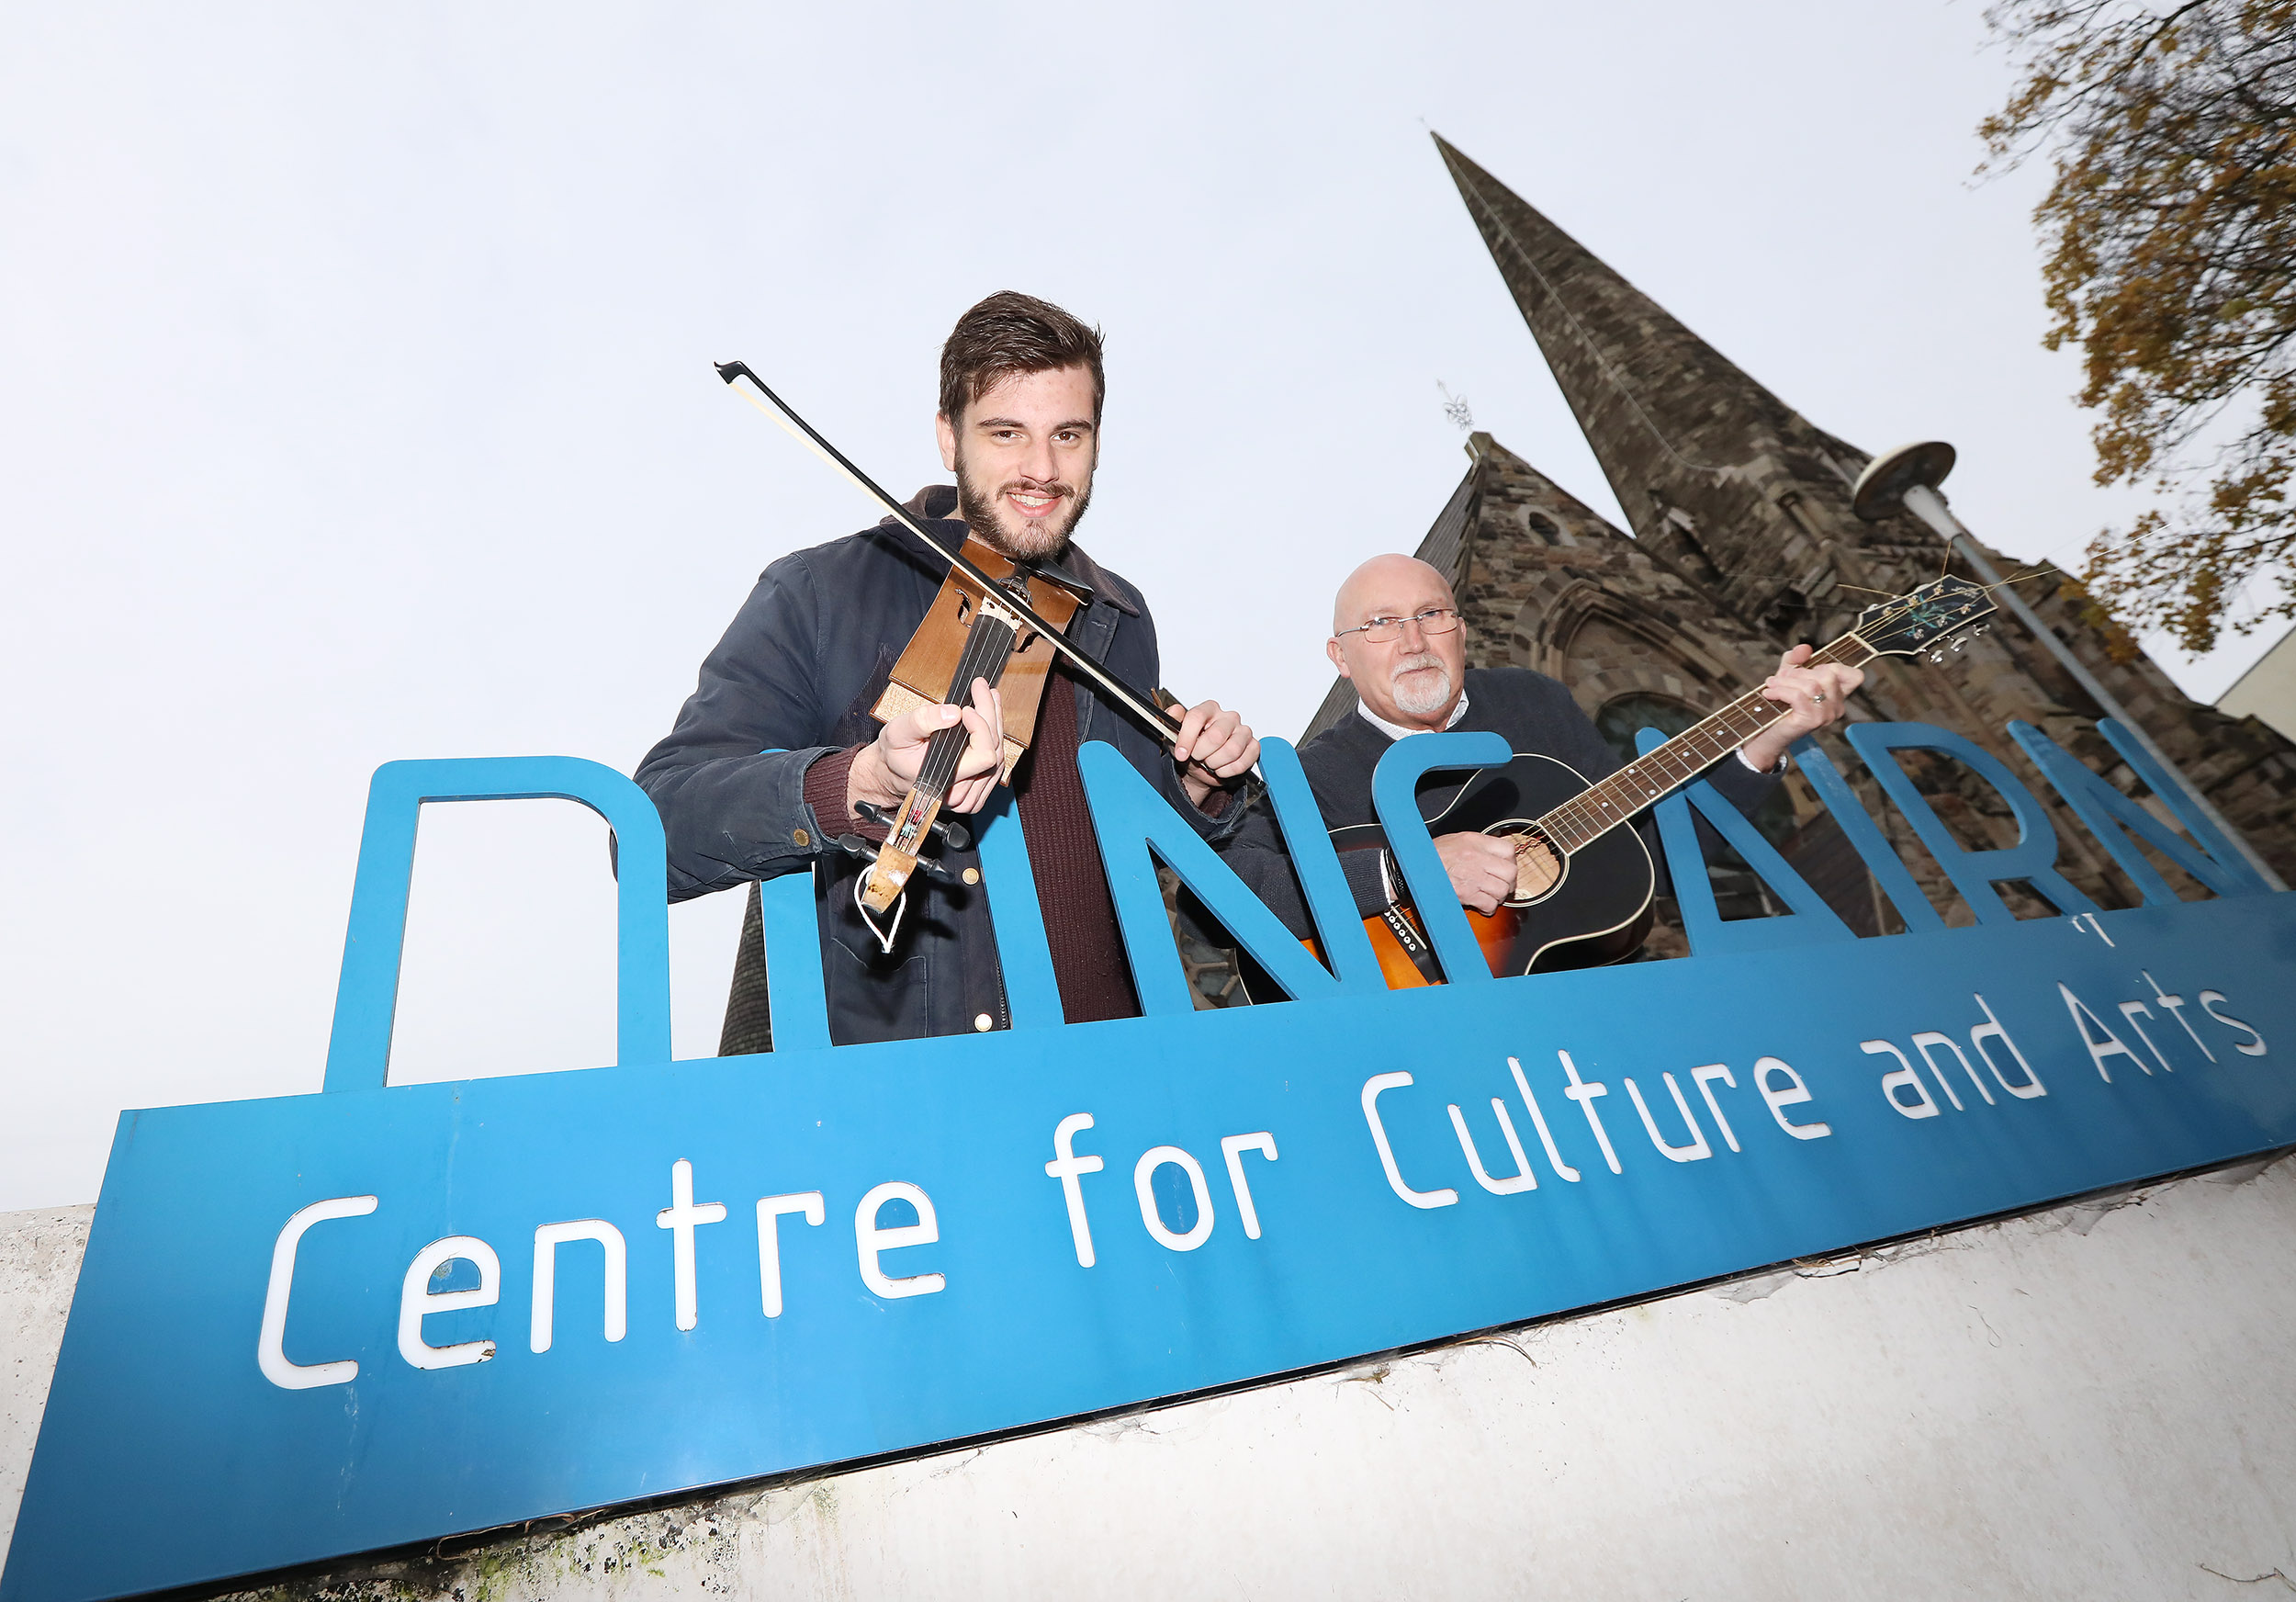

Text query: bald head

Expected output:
[1325,553,1467,733]
[1333,554,1454,634]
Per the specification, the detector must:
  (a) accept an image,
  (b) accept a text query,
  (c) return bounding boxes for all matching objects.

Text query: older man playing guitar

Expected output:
[1228,554,1863,983]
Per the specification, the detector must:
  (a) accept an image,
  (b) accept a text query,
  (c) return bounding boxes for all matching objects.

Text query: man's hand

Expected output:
[849,677,1005,818]
[1740,644,1863,771]
[1435,830,1519,917]
[1172,698,1259,808]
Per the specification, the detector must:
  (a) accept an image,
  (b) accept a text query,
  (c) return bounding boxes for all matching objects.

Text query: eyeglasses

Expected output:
[1333,605,1463,645]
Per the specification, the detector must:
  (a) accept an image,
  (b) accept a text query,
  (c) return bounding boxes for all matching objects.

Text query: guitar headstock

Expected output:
[1851,576,1997,660]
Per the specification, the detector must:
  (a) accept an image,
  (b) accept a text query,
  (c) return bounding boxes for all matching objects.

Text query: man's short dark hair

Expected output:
[939,291,1105,424]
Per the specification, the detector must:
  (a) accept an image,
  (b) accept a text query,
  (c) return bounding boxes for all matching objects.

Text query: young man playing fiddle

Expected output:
[1224,554,1861,965]
[638,292,1258,1046]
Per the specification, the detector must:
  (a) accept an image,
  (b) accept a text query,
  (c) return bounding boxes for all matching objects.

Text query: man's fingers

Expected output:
[1211,731,1261,777]
[1191,711,1255,776]
[1173,698,1221,764]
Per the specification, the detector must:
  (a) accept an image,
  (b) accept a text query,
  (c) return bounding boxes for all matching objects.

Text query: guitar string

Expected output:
[1536,634,1873,856]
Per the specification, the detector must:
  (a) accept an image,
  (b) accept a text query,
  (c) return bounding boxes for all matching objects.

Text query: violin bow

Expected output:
[715,360,1187,746]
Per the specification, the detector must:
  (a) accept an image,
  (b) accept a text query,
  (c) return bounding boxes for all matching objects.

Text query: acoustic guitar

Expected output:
[1328,576,1998,987]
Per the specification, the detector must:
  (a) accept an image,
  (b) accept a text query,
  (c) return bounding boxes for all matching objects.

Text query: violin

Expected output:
[855,536,1090,912]
[715,361,1193,919]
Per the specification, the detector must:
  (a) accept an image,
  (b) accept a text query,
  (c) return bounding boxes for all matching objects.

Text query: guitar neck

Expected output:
[1536,633,1876,854]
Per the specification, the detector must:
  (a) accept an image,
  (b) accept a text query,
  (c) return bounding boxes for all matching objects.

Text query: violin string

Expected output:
[914,611,1017,800]
[917,628,1006,797]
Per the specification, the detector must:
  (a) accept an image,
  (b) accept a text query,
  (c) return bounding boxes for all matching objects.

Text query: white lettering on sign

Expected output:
[1044,1113,1106,1268]
[1913,1032,1995,1108]
[1866,996,2039,1120]
[398,1236,501,1371]
[1971,995,2045,1098]
[1690,1065,1741,1152]
[855,1181,945,1299]
[1557,1052,1623,1175]
[1447,1096,1537,1194]
[2144,971,2215,1063]
[1753,1057,1830,1139]
[1220,1132,1278,1239]
[1506,1057,1581,1181]
[1360,1072,1458,1209]
[529,1220,627,1354]
[1867,1039,1938,1120]
[256,1194,377,1391]
[1133,1146,1216,1251]
[755,1192,826,1318]
[2200,991,2268,1056]
[1624,1073,1713,1163]
[2114,1000,2178,1074]
[2060,984,2147,1083]
[655,1159,728,1333]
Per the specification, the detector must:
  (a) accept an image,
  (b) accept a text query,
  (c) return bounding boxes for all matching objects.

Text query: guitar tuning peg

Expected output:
[1930,649,1944,663]
[1952,638,1965,652]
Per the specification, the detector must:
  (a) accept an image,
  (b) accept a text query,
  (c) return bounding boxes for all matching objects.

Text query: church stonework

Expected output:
[1293,137,2296,959]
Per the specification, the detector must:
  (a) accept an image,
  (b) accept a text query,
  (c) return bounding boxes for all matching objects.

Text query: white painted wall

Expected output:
[7,1164,2296,1600]
[0,1209,89,1572]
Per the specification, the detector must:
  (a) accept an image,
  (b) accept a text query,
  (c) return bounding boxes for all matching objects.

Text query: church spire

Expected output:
[1434,133,1877,639]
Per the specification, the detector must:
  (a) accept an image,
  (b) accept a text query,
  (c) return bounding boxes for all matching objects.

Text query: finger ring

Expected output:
[1810,692,1827,705]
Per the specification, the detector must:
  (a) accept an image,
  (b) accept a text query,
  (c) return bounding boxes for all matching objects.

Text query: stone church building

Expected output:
[1274,136,2296,965]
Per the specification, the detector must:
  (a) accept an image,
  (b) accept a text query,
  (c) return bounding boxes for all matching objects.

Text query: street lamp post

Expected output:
[1851,440,2286,893]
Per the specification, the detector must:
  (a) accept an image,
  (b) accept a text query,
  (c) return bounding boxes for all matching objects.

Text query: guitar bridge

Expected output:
[1380,906,1446,986]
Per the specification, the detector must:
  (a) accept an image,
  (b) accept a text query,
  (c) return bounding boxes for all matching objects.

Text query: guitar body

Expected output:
[1330,752,1657,987]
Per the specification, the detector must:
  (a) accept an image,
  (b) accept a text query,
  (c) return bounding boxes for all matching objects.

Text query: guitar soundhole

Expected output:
[1488,821,1564,906]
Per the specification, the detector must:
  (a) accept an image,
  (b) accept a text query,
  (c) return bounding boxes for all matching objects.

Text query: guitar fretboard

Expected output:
[1537,634,1874,855]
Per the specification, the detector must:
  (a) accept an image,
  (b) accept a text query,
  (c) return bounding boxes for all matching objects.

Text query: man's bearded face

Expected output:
[938,364,1100,562]
[954,446,1093,561]
[1389,650,1456,717]
[1324,554,1469,732]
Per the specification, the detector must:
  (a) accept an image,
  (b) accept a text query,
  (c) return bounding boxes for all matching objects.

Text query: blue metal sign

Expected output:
[4,724,2288,1601]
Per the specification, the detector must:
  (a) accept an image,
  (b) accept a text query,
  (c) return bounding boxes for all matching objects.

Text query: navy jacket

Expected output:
[1224,666,1778,940]
[636,504,1240,1044]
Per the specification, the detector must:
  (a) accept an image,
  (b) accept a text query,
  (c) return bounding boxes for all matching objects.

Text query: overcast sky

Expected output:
[3,2,2279,1211]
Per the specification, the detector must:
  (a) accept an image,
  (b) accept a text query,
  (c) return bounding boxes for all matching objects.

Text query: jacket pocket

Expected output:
[826,938,933,1046]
